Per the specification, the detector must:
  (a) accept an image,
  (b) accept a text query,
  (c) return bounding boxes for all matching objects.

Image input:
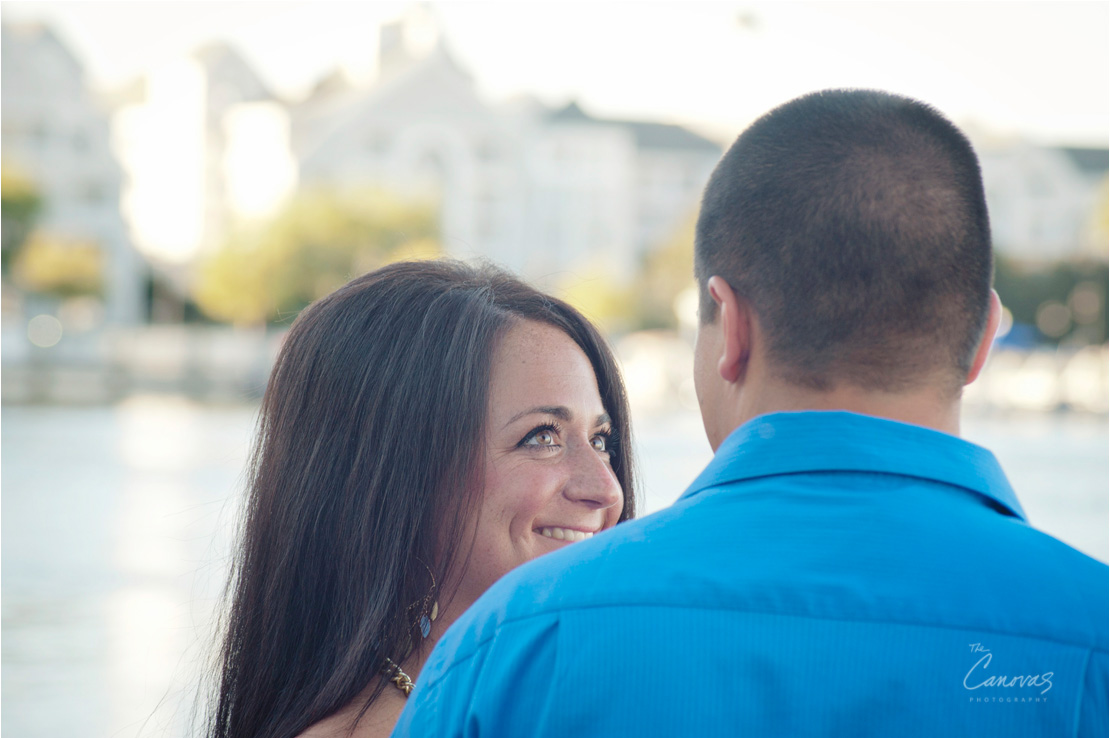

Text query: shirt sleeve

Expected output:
[1078,648,1108,738]
[392,613,563,737]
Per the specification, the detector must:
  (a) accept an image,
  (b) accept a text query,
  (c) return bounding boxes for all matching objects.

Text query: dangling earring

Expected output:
[420,599,439,639]
[410,559,439,639]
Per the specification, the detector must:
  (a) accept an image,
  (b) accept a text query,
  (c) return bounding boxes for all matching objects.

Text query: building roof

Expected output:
[192,41,274,102]
[1061,147,1109,176]
[304,68,355,105]
[622,119,722,152]
[1,21,85,89]
[548,101,721,153]
[293,42,497,171]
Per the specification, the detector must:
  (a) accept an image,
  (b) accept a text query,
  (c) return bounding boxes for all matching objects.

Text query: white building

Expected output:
[532,101,721,281]
[293,37,518,269]
[1,22,144,324]
[293,6,722,283]
[102,6,718,293]
[978,142,1108,262]
[113,42,297,268]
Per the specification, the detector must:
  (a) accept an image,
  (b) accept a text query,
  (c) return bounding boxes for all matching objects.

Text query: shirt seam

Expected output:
[683,411,1020,516]
[418,631,507,694]
[548,601,1110,651]
[1070,648,1093,738]
[683,469,1025,520]
[429,601,1107,691]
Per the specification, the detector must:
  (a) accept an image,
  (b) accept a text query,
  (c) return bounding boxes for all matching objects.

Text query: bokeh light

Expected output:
[26,314,63,347]
[1069,282,1102,324]
[1035,301,1073,338]
[995,305,1014,340]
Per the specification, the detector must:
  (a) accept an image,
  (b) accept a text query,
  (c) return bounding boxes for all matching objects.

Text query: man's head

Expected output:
[693,89,998,442]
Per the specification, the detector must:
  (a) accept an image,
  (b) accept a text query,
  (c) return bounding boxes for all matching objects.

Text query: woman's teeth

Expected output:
[539,527,593,542]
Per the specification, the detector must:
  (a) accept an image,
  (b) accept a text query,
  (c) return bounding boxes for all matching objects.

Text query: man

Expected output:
[394,90,1108,737]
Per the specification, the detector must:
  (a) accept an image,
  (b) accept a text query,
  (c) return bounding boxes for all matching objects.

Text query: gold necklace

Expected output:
[382,656,414,697]
[383,562,438,698]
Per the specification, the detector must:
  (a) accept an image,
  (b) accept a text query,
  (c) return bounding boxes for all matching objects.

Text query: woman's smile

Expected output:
[453,319,624,605]
[536,526,597,542]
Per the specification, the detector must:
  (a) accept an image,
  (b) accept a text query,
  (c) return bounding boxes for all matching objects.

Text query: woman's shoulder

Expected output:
[295,686,408,738]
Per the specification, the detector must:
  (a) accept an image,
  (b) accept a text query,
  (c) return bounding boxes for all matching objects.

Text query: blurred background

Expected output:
[1,2,1106,736]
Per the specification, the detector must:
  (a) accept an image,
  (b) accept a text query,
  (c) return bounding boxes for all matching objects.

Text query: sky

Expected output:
[1,1,1107,145]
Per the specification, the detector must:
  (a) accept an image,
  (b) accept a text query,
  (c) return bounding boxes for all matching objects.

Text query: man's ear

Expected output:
[706,276,750,384]
[966,289,1002,385]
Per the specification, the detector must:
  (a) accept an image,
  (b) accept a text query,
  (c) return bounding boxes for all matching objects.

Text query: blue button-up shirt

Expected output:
[395,411,1109,737]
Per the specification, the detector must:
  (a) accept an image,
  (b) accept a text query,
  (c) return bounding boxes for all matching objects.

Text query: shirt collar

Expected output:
[681,410,1026,521]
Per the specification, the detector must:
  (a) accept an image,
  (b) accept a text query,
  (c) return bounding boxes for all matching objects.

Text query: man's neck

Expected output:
[731,379,963,438]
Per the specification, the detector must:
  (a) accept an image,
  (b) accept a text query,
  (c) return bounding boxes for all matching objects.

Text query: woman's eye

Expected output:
[591,434,608,452]
[523,428,557,447]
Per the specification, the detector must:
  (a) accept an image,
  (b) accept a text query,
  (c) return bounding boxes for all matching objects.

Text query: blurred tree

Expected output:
[1092,176,1109,245]
[556,266,638,336]
[1,167,43,275]
[994,253,1108,345]
[13,232,103,298]
[557,211,698,335]
[194,187,440,325]
[631,212,697,330]
[13,231,104,297]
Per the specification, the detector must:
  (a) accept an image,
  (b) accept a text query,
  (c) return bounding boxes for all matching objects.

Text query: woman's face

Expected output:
[456,320,624,604]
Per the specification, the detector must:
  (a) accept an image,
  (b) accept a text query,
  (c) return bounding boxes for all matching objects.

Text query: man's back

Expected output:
[396,412,1107,737]
[394,89,1109,737]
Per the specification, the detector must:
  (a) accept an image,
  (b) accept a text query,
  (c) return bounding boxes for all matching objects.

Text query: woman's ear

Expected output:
[966,289,1002,385]
[706,276,750,384]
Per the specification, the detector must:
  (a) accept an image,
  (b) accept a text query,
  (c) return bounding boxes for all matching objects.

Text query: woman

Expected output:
[207,260,635,738]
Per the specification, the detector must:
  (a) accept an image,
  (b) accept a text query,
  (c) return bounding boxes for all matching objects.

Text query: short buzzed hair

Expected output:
[695,89,993,393]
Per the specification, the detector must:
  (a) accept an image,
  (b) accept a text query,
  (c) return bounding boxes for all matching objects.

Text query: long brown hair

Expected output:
[206,259,635,738]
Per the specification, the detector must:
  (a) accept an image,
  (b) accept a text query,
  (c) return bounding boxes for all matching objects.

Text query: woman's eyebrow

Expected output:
[504,405,571,428]
[502,407,612,429]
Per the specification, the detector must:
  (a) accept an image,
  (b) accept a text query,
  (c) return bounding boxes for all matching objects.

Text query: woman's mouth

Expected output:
[537,526,595,542]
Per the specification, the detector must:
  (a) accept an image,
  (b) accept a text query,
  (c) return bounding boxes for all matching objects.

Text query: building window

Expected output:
[366,132,391,155]
[31,122,49,148]
[82,183,105,205]
[477,140,499,161]
[1029,174,1054,197]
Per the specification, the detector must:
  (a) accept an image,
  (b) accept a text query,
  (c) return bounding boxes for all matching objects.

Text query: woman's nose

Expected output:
[563,442,622,510]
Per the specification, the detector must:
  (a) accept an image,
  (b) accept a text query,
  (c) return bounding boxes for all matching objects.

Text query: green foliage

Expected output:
[630,212,697,331]
[1,167,43,275]
[555,268,638,336]
[994,253,1108,345]
[1092,176,1109,245]
[194,187,440,325]
[13,232,103,297]
[553,212,699,336]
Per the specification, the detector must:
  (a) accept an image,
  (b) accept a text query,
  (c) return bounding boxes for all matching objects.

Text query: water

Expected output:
[2,400,1106,737]
[2,399,253,738]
